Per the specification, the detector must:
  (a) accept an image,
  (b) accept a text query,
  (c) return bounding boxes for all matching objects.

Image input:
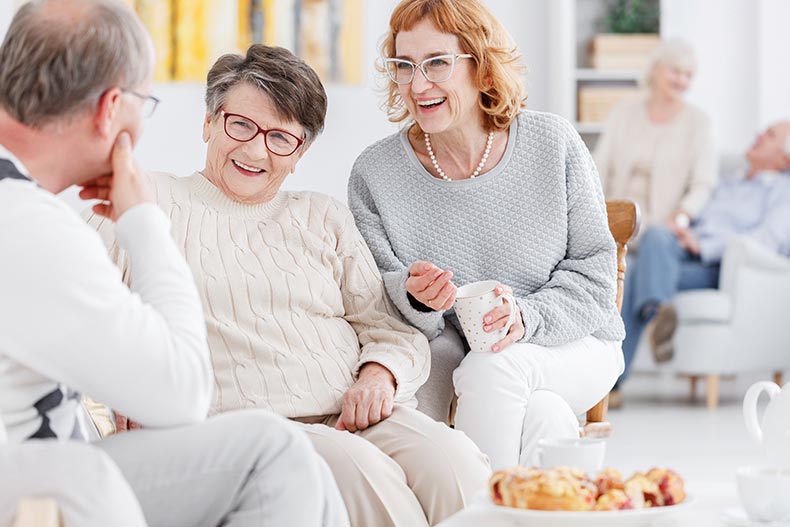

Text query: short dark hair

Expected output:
[205,45,328,146]
[0,0,152,128]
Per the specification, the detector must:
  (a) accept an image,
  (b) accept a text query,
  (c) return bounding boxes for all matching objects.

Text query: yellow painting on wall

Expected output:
[11,0,363,84]
[136,0,363,84]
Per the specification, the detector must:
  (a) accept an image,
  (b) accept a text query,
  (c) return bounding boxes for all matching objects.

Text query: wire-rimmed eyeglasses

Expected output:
[220,110,304,157]
[383,53,474,85]
[122,90,160,118]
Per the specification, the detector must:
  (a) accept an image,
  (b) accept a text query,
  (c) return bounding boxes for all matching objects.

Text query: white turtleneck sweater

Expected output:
[87,172,430,419]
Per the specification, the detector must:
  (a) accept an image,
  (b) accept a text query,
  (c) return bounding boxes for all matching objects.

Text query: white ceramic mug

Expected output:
[454,280,517,353]
[536,438,606,477]
[736,466,790,523]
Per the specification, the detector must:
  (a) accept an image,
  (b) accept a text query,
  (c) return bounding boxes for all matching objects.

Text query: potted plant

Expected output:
[590,0,661,70]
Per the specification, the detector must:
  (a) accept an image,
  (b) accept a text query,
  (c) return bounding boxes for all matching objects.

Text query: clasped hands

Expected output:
[667,213,701,256]
[405,260,525,352]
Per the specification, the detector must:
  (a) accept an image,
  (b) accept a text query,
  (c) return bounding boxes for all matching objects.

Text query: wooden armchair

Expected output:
[583,199,640,437]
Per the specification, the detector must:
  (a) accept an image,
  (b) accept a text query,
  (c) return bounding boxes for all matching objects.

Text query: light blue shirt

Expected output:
[693,169,790,263]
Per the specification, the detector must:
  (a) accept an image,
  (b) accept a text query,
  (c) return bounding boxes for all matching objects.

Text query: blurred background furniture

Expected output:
[670,236,790,408]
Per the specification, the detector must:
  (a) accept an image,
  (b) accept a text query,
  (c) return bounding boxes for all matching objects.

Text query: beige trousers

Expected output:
[294,405,491,527]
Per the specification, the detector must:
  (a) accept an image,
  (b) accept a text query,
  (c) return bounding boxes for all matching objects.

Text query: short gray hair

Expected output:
[205,45,327,146]
[642,38,697,91]
[0,0,152,128]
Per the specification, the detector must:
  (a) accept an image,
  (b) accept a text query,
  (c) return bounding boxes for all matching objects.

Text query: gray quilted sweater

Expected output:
[348,111,625,346]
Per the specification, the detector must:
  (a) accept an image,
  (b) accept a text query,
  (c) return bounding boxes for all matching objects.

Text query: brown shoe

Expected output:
[648,304,677,363]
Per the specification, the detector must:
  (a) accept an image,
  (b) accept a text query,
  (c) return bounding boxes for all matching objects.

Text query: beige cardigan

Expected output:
[594,98,717,229]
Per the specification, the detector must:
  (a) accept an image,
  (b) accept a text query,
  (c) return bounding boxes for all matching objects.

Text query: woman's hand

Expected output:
[335,363,396,432]
[406,261,457,311]
[483,284,525,352]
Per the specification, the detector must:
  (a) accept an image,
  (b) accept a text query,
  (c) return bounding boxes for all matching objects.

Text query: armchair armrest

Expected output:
[719,236,790,293]
[674,289,731,322]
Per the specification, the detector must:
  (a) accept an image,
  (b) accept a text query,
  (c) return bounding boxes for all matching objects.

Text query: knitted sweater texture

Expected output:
[89,173,429,418]
[349,111,625,345]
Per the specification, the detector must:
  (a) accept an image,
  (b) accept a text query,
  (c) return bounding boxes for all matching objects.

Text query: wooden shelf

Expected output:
[575,68,642,81]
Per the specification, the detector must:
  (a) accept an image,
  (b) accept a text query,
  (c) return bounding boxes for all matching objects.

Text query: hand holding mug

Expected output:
[455,280,521,353]
[484,284,525,352]
[406,260,457,311]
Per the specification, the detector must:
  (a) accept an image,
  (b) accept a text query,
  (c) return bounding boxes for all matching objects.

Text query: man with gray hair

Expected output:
[0,1,346,526]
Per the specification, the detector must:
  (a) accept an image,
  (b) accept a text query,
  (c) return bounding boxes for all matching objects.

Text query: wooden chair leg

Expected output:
[14,498,61,527]
[706,375,720,409]
[689,375,699,401]
[774,371,784,386]
[448,394,458,428]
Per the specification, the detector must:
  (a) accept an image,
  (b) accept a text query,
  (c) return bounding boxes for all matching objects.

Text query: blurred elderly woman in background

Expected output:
[594,39,717,405]
[594,38,716,235]
[88,44,489,527]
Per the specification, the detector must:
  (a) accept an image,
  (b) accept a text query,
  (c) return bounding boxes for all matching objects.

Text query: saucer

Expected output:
[721,508,790,527]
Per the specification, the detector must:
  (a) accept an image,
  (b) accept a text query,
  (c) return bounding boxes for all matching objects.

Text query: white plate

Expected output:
[477,493,695,527]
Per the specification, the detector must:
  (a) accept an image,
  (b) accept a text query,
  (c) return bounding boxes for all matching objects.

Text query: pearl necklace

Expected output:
[424,131,495,181]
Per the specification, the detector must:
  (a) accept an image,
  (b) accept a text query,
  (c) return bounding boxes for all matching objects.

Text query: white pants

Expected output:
[98,410,348,527]
[0,441,146,527]
[453,336,623,471]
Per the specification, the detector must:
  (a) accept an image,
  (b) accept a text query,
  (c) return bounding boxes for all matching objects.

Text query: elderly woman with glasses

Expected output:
[88,44,489,527]
[348,0,625,472]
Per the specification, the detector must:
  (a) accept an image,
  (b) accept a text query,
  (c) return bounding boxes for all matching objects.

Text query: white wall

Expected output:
[661,0,758,154]
[756,0,790,131]
[662,0,790,155]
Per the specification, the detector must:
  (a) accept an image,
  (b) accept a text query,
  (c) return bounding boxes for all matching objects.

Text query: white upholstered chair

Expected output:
[668,236,790,408]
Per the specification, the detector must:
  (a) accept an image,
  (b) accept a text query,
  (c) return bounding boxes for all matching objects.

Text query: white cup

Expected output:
[536,438,606,477]
[737,466,790,523]
[454,280,517,353]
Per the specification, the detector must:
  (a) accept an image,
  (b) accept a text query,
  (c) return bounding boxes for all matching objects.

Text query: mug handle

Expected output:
[743,381,781,444]
[500,293,518,334]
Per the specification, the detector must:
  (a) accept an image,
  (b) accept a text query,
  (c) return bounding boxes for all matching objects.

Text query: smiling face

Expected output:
[394,18,481,134]
[651,61,693,102]
[202,82,306,204]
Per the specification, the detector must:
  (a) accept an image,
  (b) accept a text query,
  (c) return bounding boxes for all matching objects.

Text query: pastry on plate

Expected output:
[594,467,625,495]
[490,466,597,511]
[646,467,686,505]
[594,489,635,510]
[625,472,663,507]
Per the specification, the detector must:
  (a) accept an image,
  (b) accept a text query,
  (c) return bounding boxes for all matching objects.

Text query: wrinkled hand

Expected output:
[406,260,457,311]
[335,363,395,432]
[78,132,153,221]
[114,412,143,433]
[483,284,525,352]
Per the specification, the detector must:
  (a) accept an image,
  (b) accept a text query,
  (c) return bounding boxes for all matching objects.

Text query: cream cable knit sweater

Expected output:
[88,172,429,418]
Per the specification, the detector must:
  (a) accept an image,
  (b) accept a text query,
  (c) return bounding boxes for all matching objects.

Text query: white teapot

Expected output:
[744,381,790,467]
